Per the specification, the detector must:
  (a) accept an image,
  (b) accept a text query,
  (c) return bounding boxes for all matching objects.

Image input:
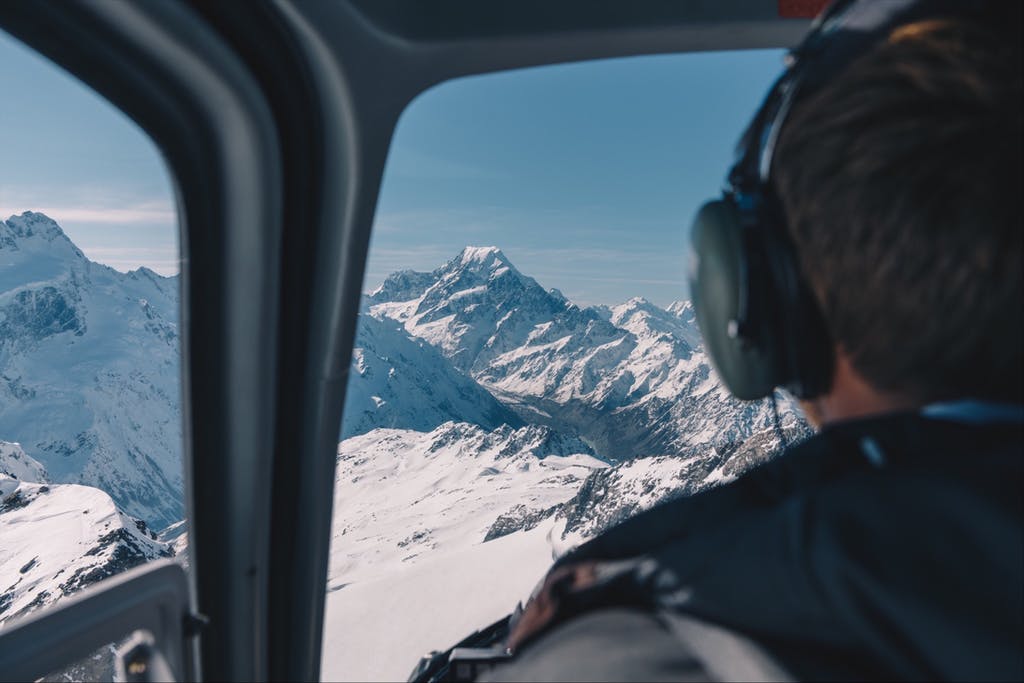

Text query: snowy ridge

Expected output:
[322,416,807,681]
[0,473,172,628]
[324,420,604,681]
[0,440,46,483]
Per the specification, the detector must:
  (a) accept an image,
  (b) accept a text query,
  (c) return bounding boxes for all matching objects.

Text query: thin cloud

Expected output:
[385,147,498,181]
[372,207,508,236]
[0,204,176,225]
[532,274,684,286]
[75,246,180,276]
[91,259,180,276]
[1,196,180,275]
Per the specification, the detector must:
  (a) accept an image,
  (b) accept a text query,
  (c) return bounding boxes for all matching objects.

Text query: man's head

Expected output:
[773,12,1022,413]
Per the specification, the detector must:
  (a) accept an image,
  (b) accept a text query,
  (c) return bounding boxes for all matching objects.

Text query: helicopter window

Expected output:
[323,49,810,681]
[0,26,185,660]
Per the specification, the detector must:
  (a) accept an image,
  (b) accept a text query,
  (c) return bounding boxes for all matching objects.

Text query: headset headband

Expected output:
[731,0,997,195]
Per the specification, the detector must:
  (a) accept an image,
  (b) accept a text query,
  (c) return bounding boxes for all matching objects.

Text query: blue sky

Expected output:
[371,50,785,306]
[1,27,784,306]
[0,29,178,273]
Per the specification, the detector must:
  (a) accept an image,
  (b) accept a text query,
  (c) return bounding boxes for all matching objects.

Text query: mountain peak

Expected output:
[1,441,47,483]
[1,211,84,262]
[454,245,513,271]
[666,300,695,323]
[620,296,654,310]
[609,297,662,322]
[460,245,504,261]
[367,247,534,311]
[435,246,526,284]
[3,211,67,243]
[1,213,88,291]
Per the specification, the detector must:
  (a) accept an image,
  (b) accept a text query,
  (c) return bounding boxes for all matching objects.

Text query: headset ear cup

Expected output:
[689,200,782,400]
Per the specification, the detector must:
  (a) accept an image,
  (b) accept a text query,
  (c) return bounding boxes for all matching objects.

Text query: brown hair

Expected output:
[774,16,1023,403]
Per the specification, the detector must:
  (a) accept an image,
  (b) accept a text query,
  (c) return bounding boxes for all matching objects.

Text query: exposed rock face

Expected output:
[551,422,812,543]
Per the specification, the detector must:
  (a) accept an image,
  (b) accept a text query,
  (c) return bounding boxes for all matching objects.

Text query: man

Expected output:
[483,1,1023,680]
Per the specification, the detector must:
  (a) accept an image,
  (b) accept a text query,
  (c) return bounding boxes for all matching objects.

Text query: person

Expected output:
[479,1,1023,680]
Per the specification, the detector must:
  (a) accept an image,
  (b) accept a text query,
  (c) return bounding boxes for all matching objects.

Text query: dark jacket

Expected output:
[520,412,1023,681]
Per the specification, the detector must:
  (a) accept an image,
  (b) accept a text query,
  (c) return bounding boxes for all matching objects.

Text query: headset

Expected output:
[688,0,1008,401]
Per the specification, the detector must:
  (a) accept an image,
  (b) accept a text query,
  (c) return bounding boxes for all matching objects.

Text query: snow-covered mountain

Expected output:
[368,246,588,375]
[0,441,172,628]
[0,217,799,529]
[367,246,804,461]
[0,212,181,529]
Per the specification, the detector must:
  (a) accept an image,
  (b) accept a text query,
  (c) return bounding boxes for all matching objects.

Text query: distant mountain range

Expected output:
[363,244,802,461]
[1,212,807,640]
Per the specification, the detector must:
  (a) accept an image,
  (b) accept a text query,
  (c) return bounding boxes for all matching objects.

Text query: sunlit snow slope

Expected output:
[323,523,559,683]
[324,421,603,682]
[328,422,601,587]
[321,418,806,681]
[341,315,523,438]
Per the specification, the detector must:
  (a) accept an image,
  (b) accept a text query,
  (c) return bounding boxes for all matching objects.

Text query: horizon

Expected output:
[4,210,695,310]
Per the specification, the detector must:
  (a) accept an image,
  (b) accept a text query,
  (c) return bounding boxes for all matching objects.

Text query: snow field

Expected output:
[328,423,603,587]
[321,523,557,682]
